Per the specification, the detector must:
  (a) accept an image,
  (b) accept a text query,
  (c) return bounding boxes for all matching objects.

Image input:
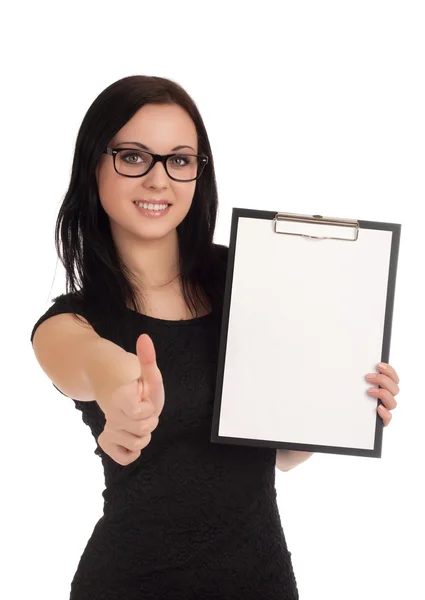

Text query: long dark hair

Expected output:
[53,75,228,333]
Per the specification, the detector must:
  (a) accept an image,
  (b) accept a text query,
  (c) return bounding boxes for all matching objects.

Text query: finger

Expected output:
[98,430,141,466]
[370,373,400,396]
[368,386,397,409]
[136,334,159,383]
[117,379,148,419]
[377,404,392,427]
[377,363,400,385]
[116,413,159,438]
[111,427,151,453]
[136,334,164,412]
[119,396,155,421]
[109,445,141,466]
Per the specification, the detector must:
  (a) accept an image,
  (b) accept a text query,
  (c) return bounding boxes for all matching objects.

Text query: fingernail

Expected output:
[378,363,387,370]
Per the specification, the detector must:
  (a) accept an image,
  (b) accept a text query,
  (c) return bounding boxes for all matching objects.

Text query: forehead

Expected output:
[112,104,197,151]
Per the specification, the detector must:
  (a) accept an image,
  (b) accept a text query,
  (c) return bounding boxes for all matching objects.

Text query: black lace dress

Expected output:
[31,291,299,600]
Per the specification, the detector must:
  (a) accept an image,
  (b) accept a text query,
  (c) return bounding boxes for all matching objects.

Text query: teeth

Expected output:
[134,202,169,211]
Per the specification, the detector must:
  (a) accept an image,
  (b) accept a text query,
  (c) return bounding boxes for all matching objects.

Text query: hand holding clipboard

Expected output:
[211,209,401,458]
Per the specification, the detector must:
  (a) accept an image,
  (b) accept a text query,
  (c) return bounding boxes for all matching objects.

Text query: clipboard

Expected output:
[210,208,401,458]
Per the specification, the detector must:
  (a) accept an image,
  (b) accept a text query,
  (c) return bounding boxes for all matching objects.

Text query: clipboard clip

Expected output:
[273,212,359,241]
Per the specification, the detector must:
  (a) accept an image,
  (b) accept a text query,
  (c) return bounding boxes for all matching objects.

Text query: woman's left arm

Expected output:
[276,362,400,472]
[276,449,314,472]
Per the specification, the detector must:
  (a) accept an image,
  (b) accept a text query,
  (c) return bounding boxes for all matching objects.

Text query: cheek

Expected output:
[97,174,128,216]
[173,196,195,223]
[174,185,196,212]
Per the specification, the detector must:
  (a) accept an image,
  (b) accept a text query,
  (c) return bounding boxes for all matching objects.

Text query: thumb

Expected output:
[136,333,158,401]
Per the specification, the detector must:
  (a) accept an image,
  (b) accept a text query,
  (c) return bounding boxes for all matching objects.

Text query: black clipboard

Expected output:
[211,208,401,458]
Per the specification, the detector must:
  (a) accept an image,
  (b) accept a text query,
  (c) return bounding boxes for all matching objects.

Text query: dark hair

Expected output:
[53,75,228,333]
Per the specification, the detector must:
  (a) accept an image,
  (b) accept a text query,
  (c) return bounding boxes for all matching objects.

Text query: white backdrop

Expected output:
[2,1,424,598]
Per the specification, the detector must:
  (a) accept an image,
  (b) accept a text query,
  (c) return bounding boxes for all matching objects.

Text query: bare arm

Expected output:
[32,313,138,401]
[276,449,314,472]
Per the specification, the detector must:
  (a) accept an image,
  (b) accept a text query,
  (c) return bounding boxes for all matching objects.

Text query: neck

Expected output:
[113,226,181,288]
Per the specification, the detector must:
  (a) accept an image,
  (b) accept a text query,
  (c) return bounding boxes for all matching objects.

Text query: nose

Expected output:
[145,158,169,184]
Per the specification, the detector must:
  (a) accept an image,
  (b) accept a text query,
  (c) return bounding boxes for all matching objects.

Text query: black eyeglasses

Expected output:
[102,147,209,182]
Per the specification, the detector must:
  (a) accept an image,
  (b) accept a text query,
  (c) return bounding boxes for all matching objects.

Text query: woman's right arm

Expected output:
[31,313,139,402]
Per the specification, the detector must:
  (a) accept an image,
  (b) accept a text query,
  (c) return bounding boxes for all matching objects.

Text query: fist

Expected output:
[97,334,165,465]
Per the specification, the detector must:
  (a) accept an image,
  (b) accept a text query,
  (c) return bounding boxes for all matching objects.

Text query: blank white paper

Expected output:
[217,216,393,450]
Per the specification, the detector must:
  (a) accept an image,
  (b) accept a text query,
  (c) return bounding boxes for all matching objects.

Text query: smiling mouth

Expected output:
[132,202,172,216]
[133,201,170,208]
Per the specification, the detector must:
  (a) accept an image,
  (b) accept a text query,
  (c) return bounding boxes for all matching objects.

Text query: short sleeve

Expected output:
[30,292,88,346]
[30,292,91,399]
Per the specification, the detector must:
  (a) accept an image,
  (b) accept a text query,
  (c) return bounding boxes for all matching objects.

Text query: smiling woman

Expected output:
[94,103,202,289]
[31,74,299,600]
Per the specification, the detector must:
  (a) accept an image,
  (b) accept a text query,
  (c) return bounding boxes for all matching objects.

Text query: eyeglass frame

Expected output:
[101,146,209,182]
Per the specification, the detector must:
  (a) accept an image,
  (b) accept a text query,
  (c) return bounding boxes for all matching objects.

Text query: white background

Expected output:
[2,1,424,598]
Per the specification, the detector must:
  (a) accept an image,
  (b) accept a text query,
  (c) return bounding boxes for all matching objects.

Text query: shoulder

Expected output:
[51,290,84,305]
[212,243,229,264]
[31,290,87,345]
[47,290,88,316]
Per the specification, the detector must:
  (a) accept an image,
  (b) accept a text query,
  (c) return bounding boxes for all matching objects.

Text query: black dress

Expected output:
[30,289,299,599]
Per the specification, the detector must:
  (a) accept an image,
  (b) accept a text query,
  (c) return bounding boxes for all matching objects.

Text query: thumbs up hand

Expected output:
[96,334,165,466]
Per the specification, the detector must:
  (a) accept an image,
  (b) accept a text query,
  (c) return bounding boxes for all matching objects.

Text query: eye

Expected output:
[170,155,192,167]
[122,152,145,164]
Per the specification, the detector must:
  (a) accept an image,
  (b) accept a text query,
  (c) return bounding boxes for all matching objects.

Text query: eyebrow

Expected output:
[115,141,196,152]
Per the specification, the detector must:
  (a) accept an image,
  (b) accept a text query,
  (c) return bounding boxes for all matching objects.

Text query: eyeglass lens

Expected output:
[115,150,202,181]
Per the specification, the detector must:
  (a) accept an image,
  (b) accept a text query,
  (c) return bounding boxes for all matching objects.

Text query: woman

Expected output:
[30,75,400,599]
